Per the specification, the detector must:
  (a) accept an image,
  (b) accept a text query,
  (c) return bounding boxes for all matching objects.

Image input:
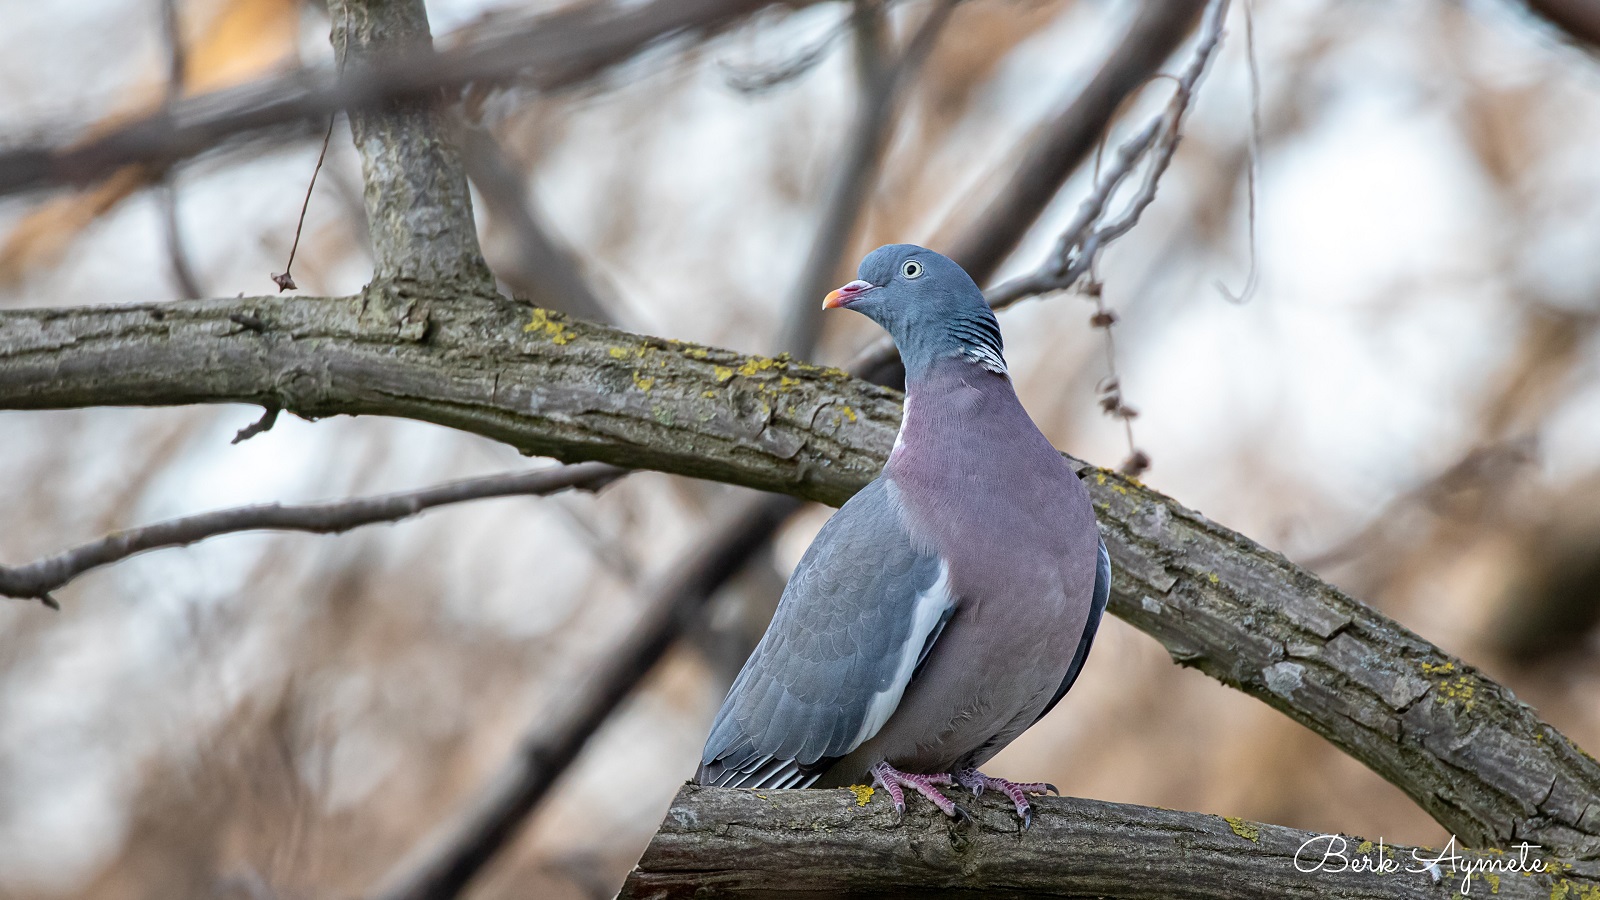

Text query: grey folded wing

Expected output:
[697,478,953,789]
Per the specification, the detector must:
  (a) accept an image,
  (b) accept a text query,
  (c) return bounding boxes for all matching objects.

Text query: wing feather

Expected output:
[697,478,952,787]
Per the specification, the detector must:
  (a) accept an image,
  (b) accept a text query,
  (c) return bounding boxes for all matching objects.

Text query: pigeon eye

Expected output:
[901,260,924,279]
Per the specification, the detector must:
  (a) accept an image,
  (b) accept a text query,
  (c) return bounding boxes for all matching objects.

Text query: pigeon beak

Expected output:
[823,279,876,309]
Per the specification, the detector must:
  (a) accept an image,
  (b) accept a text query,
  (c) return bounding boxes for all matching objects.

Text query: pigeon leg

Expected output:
[869,762,964,819]
[955,769,1058,828]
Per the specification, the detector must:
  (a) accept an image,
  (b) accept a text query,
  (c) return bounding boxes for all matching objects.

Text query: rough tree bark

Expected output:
[328,0,491,289]
[618,785,1600,899]
[2,295,1599,859]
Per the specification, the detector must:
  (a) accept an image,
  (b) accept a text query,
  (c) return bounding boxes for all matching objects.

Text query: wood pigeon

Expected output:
[697,244,1109,826]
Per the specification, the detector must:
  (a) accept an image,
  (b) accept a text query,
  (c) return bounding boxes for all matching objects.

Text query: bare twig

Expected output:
[1214,0,1260,305]
[1083,282,1149,476]
[230,404,280,443]
[1524,0,1600,50]
[944,0,1207,284]
[159,176,204,299]
[776,0,955,357]
[273,117,335,293]
[0,462,622,604]
[987,0,1229,307]
[159,0,187,94]
[0,0,833,200]
[720,15,850,94]
[369,492,803,900]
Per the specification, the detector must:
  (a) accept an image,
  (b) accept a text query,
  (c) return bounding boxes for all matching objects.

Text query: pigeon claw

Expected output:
[870,762,962,820]
[955,769,1054,827]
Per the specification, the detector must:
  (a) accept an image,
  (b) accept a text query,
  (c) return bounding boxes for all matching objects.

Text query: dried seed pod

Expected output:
[1120,450,1151,477]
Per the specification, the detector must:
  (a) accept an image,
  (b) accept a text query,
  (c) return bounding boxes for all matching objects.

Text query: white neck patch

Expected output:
[962,345,1008,375]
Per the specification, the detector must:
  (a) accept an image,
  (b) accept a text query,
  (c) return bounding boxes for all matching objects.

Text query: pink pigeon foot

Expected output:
[869,762,966,820]
[955,768,1058,828]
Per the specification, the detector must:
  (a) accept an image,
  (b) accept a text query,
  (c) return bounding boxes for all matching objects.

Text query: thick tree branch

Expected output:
[0,0,831,200]
[0,294,894,505]
[329,0,491,288]
[619,785,1600,899]
[0,462,621,604]
[369,493,803,900]
[4,292,1599,858]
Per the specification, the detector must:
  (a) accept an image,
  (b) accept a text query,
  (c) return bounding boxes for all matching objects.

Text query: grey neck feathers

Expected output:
[946,312,1007,376]
[899,310,1007,381]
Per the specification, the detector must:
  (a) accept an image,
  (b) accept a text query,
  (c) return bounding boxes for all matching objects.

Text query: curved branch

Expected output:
[621,785,1600,899]
[2,289,1599,858]
[0,462,621,603]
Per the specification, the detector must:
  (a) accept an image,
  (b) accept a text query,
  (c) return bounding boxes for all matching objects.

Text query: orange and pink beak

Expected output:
[823,279,876,309]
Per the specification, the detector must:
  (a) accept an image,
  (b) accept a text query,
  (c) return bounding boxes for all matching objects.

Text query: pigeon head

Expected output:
[824,244,1006,379]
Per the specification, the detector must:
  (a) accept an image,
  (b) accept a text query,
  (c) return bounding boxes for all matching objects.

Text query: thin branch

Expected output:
[271,118,334,293]
[368,493,803,900]
[943,0,1208,285]
[157,0,203,300]
[720,17,850,94]
[988,0,1229,308]
[158,178,204,300]
[0,462,622,604]
[1214,0,1260,305]
[230,404,280,443]
[0,0,833,200]
[622,785,1600,900]
[1523,0,1600,50]
[159,0,187,95]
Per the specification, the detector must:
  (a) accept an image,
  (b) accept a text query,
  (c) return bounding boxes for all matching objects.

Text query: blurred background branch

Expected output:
[0,462,621,604]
